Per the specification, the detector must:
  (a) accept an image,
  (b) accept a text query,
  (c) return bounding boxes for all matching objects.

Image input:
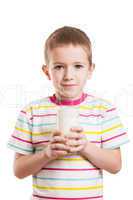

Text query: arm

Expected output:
[67,127,122,174]
[81,142,121,174]
[14,150,52,179]
[14,131,69,179]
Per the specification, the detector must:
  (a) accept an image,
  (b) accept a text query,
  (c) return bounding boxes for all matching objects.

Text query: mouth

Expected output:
[61,84,77,87]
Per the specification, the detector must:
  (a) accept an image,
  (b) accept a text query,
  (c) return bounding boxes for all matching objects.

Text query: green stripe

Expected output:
[8,143,33,153]
[18,118,32,127]
[32,123,56,127]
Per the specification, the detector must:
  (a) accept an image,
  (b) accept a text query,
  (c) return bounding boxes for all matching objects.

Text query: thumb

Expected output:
[52,130,62,136]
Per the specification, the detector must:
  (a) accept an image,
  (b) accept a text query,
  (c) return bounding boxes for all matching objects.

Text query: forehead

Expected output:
[48,44,89,64]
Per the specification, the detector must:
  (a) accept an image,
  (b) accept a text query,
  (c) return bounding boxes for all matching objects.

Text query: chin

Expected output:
[61,92,80,100]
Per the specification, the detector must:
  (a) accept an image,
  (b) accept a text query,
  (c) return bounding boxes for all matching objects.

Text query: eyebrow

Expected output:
[53,61,85,65]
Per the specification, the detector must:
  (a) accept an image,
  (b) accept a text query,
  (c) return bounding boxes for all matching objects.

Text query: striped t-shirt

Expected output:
[8,93,129,200]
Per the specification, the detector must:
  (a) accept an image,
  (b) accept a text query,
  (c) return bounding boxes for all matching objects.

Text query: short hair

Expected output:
[44,26,92,65]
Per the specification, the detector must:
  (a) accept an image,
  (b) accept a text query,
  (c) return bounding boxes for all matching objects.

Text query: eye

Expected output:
[75,64,84,69]
[54,65,64,70]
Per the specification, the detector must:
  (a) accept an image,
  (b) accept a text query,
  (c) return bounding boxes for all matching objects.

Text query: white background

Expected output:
[0,0,132,199]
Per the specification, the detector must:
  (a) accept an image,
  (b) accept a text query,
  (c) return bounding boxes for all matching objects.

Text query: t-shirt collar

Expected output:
[49,93,88,105]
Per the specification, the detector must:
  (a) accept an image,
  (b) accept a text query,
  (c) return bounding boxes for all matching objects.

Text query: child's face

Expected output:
[43,44,94,100]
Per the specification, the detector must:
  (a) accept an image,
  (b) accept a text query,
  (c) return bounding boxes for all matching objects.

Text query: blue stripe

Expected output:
[104,139,130,149]
[81,116,119,126]
[33,176,102,181]
[84,99,105,106]
[101,116,119,124]
[18,118,56,127]
[18,117,119,127]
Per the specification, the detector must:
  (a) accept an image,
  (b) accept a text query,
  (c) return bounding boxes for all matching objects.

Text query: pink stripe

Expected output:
[33,194,103,199]
[91,141,101,144]
[12,135,32,144]
[33,114,56,117]
[106,107,116,112]
[12,136,50,145]
[33,113,103,118]
[33,140,49,145]
[102,132,127,143]
[80,114,104,118]
[42,167,99,171]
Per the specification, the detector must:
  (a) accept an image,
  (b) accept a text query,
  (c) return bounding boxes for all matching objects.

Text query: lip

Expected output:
[62,84,77,87]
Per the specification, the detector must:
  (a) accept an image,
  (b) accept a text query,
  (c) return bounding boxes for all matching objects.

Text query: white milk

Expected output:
[57,106,79,135]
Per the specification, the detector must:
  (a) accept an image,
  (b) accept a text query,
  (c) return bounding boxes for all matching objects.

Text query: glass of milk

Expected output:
[56,106,79,135]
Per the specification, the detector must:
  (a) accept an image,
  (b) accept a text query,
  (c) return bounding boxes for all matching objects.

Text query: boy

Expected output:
[8,26,129,200]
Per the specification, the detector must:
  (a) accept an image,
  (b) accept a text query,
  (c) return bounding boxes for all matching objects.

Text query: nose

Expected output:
[63,67,74,80]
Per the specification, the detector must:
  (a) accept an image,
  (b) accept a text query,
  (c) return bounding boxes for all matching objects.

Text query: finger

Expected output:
[53,150,68,157]
[69,146,83,153]
[67,139,86,146]
[66,133,84,140]
[51,143,69,151]
[70,127,83,133]
[66,139,79,146]
[52,136,66,144]
[52,130,62,136]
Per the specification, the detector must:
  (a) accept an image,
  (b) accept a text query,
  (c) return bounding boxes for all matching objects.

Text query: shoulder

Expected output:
[85,94,114,108]
[20,96,53,113]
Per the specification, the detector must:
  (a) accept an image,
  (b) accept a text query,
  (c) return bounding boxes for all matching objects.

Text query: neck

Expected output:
[49,93,88,105]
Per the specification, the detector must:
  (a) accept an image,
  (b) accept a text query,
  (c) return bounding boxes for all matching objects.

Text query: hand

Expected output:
[43,130,69,160]
[65,127,88,154]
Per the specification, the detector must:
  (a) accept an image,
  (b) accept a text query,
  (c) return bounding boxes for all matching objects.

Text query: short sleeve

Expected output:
[101,101,129,149]
[8,105,34,155]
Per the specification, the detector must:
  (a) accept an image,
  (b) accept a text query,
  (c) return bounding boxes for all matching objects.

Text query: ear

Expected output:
[90,63,95,71]
[42,65,51,80]
[88,63,95,79]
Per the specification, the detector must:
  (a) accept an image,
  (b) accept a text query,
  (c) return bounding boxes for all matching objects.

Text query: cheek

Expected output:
[51,73,61,84]
[79,71,89,83]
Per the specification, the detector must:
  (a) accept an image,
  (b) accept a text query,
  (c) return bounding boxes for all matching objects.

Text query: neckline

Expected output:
[49,93,88,106]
